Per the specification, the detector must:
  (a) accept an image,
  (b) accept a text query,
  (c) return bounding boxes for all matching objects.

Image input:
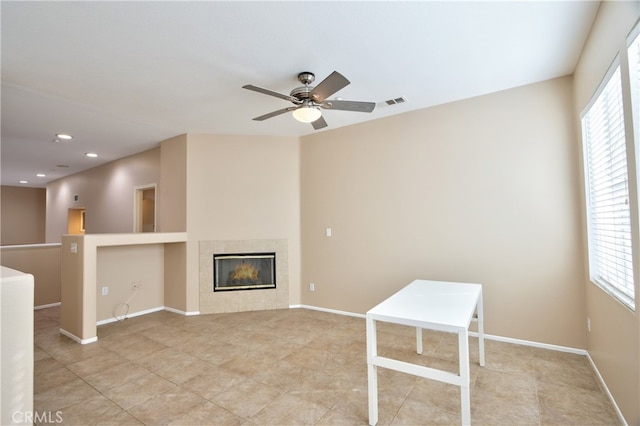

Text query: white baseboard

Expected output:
[96,306,200,325]
[586,352,628,426]
[294,304,586,354]
[59,328,97,345]
[34,302,61,310]
[292,304,366,319]
[467,331,587,355]
[96,306,165,326]
[165,306,200,316]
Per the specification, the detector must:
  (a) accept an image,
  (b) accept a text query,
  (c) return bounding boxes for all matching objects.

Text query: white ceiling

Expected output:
[1,1,600,188]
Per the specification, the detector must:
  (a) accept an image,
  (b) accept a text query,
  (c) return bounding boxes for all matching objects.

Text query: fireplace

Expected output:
[213,252,276,292]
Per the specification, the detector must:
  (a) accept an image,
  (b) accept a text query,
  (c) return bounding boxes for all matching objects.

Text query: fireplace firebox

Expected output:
[213,252,276,292]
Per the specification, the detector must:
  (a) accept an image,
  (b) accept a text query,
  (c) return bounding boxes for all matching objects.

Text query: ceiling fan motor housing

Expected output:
[291,72,316,102]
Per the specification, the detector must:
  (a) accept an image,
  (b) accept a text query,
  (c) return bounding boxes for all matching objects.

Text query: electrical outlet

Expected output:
[309,283,315,292]
[101,286,108,296]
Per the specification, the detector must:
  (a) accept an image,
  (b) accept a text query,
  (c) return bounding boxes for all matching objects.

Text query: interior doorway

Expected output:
[134,184,156,233]
[67,208,85,234]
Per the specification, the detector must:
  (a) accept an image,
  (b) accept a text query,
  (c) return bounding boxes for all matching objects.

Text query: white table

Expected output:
[366,279,485,425]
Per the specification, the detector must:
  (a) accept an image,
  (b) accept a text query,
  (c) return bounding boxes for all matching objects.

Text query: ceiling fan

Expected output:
[242,71,375,130]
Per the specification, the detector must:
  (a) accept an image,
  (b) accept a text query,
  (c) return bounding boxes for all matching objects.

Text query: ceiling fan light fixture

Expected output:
[292,106,321,123]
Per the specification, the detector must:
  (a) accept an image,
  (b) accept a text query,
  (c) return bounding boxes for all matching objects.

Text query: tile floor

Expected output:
[34,306,621,425]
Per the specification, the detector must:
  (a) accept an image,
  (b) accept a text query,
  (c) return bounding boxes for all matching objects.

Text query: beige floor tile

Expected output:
[211,378,282,418]
[249,392,329,425]
[153,356,213,385]
[391,398,460,425]
[472,389,540,425]
[127,388,205,426]
[53,394,131,425]
[103,372,177,410]
[537,381,620,425]
[315,408,367,426]
[535,356,601,391]
[34,364,79,393]
[250,358,309,392]
[34,377,102,413]
[181,365,247,400]
[405,377,462,414]
[65,350,128,376]
[33,306,621,426]
[84,362,151,392]
[111,336,170,362]
[167,401,244,426]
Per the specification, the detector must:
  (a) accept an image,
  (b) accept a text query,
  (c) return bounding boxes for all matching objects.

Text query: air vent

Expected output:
[385,96,407,106]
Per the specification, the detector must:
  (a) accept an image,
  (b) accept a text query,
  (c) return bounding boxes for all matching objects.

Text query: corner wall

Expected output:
[573,2,640,424]
[301,76,586,349]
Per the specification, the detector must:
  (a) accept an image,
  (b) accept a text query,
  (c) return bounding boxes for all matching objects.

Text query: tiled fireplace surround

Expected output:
[199,239,289,314]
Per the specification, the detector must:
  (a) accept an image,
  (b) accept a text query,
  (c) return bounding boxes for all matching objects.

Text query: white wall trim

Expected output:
[292,304,366,319]
[1,243,61,250]
[586,352,628,426]
[34,302,61,310]
[96,306,165,326]
[467,331,587,355]
[59,328,97,345]
[165,306,200,316]
[294,304,587,354]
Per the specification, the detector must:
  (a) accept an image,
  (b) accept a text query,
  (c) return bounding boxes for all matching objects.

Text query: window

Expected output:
[582,62,635,310]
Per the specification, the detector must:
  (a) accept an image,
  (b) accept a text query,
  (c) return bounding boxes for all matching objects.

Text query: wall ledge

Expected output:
[1,242,61,250]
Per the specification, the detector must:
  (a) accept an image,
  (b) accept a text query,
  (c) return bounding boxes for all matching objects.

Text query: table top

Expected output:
[366,279,482,332]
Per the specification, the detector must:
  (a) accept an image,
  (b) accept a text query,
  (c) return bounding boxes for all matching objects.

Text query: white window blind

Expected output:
[629,31,640,138]
[582,64,635,310]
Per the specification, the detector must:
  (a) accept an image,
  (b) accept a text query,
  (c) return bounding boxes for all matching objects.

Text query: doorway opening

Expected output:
[134,185,156,233]
[67,208,85,234]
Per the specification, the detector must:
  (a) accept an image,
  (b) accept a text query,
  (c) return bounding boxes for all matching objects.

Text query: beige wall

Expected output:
[573,1,640,424]
[1,185,46,245]
[46,148,161,242]
[0,245,61,306]
[96,244,164,322]
[301,76,586,349]
[184,134,301,311]
[159,135,187,233]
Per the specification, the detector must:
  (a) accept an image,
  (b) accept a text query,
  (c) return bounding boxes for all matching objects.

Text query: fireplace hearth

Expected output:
[213,252,276,292]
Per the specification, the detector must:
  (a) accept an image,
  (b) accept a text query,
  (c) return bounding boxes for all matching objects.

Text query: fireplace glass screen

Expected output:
[213,252,276,292]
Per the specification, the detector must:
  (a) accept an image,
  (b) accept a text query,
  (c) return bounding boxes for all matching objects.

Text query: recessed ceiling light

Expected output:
[56,133,73,140]
[85,152,98,158]
[19,180,28,184]
[36,173,46,177]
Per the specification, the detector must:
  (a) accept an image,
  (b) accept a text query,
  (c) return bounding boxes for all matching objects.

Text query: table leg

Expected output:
[416,327,423,354]
[458,330,471,426]
[477,291,485,367]
[366,316,379,426]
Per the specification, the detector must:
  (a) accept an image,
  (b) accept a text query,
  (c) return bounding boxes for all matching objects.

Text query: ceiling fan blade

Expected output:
[311,116,328,130]
[243,84,295,102]
[321,100,376,113]
[253,107,297,121]
[310,71,350,103]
